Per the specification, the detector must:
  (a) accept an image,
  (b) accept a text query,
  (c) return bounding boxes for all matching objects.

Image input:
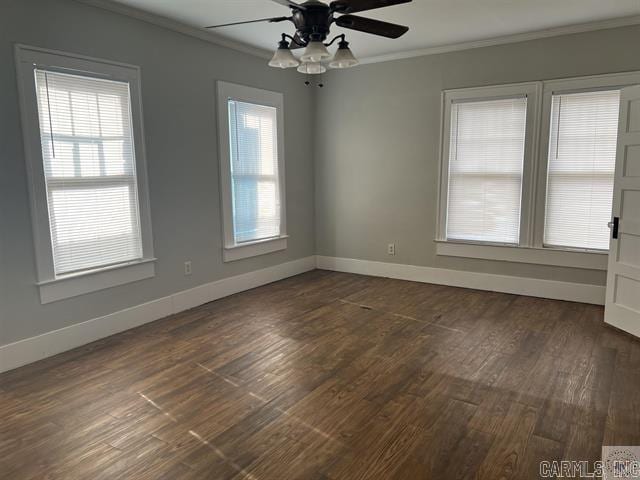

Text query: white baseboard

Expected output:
[317,256,606,306]
[0,256,316,373]
[1,254,606,373]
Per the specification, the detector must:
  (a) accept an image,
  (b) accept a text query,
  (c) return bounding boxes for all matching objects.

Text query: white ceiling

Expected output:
[109,0,640,60]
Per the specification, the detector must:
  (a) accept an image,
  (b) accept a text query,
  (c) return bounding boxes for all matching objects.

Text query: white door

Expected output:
[605,84,640,337]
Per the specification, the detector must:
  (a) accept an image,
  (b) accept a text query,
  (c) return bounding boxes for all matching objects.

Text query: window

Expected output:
[543,90,620,251]
[217,82,287,262]
[446,97,527,244]
[228,101,281,243]
[34,70,143,274]
[437,73,640,270]
[438,83,540,248]
[16,45,154,303]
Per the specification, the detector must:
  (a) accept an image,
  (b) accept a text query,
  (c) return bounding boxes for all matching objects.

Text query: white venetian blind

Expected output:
[228,100,281,243]
[447,97,527,244]
[34,69,143,275]
[544,90,620,251]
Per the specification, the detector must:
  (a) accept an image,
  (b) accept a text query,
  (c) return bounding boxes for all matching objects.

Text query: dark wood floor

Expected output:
[1,270,639,479]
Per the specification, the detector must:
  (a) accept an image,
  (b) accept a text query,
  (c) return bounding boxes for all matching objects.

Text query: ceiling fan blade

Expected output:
[269,0,307,10]
[335,14,409,38]
[205,16,289,28]
[330,0,411,14]
[289,33,306,49]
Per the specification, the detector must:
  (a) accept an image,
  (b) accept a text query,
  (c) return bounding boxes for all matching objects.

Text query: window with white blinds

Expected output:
[228,100,281,244]
[34,69,143,275]
[544,90,620,251]
[446,97,527,244]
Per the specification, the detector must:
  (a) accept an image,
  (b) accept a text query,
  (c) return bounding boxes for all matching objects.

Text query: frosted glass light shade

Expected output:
[268,46,299,68]
[329,45,359,68]
[300,41,330,62]
[297,62,326,74]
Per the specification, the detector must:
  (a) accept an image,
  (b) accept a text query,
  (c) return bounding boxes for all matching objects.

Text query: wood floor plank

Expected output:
[2,270,640,479]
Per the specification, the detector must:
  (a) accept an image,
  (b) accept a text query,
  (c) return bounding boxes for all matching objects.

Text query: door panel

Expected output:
[623,145,640,176]
[605,84,640,337]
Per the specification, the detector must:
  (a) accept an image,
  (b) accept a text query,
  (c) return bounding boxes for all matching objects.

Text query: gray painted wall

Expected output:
[0,0,315,345]
[315,25,640,286]
[3,0,640,349]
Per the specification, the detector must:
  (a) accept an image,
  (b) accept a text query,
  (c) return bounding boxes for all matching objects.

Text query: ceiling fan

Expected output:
[205,0,412,74]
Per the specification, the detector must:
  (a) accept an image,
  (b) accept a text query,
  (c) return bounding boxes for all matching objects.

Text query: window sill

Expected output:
[37,258,156,304]
[224,236,288,262]
[435,240,607,271]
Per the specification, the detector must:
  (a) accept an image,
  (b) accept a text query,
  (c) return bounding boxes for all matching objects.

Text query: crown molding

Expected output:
[358,14,640,64]
[72,0,272,59]
[72,1,640,66]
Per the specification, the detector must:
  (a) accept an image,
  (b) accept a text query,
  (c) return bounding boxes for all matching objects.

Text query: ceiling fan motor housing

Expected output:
[292,1,333,43]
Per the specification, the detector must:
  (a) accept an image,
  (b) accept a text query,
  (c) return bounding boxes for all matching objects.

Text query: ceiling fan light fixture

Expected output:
[205,0,412,75]
[268,39,300,68]
[297,61,326,75]
[329,40,359,69]
[300,41,331,62]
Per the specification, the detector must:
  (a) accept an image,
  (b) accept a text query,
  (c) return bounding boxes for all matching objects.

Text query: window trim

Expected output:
[37,258,157,304]
[532,72,640,251]
[435,241,607,270]
[436,72,640,269]
[15,45,155,303]
[216,81,287,262]
[436,82,542,246]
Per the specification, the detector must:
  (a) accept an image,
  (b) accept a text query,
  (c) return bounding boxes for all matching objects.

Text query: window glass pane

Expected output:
[34,69,142,275]
[48,185,142,273]
[544,90,620,250]
[447,97,527,244]
[228,100,280,243]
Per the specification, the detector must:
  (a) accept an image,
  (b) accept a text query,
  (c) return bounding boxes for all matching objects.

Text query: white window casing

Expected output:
[217,81,287,262]
[438,72,640,269]
[533,73,640,252]
[437,82,541,248]
[15,45,155,303]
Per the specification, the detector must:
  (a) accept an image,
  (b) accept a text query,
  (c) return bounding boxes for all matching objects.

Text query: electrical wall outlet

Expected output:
[387,243,396,256]
[184,261,192,276]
